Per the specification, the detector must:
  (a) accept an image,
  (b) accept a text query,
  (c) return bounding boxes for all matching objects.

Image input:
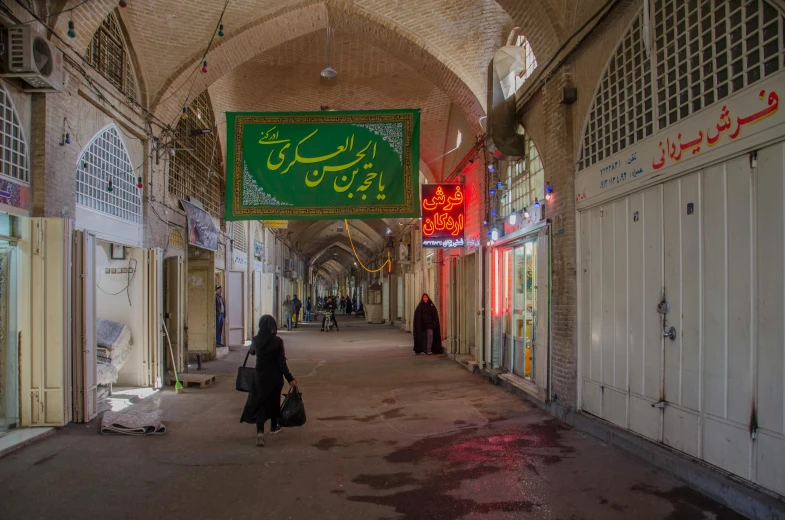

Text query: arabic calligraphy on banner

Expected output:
[575,75,782,206]
[225,110,420,221]
[421,184,465,248]
[0,178,30,214]
[265,220,288,229]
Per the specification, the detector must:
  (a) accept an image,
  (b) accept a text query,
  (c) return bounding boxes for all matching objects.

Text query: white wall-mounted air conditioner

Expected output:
[284,269,292,278]
[2,26,64,92]
[291,271,298,280]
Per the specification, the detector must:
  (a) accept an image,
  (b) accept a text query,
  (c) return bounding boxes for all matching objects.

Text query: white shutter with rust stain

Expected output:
[145,248,163,388]
[71,230,97,423]
[20,218,71,427]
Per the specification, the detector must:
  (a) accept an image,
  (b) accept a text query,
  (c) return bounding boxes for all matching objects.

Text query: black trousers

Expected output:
[255,409,278,433]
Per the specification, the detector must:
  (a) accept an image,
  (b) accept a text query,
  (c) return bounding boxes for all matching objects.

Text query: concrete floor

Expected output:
[0,319,744,520]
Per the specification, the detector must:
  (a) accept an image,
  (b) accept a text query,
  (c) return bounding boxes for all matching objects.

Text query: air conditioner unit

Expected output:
[2,26,64,92]
[284,259,291,270]
[284,269,292,278]
[291,271,298,280]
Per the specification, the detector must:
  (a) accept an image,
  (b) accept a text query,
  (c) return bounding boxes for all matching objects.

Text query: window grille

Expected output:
[169,228,184,249]
[85,11,139,101]
[579,1,785,171]
[514,34,538,92]
[501,131,544,217]
[654,0,784,129]
[233,222,247,252]
[579,13,653,170]
[168,91,224,219]
[0,84,29,184]
[76,126,141,223]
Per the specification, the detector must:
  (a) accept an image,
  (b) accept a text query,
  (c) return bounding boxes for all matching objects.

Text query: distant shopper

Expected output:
[346,296,353,315]
[305,297,312,322]
[321,296,340,331]
[282,295,293,331]
[292,295,302,328]
[215,286,225,346]
[413,293,442,355]
[240,315,299,447]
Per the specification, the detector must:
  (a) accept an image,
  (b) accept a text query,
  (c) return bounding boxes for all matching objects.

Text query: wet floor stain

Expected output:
[597,495,628,512]
[382,398,397,405]
[33,453,58,466]
[352,472,418,489]
[317,414,379,424]
[630,483,745,519]
[345,419,576,519]
[313,437,347,451]
[380,408,405,419]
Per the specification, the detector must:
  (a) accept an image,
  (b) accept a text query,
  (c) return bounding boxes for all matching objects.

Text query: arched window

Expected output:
[516,34,538,85]
[501,131,544,217]
[579,1,785,170]
[168,228,185,249]
[168,91,224,218]
[76,126,141,223]
[0,84,29,184]
[86,11,139,101]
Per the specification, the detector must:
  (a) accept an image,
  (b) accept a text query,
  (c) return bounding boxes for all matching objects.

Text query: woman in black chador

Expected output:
[413,293,443,355]
[240,315,299,447]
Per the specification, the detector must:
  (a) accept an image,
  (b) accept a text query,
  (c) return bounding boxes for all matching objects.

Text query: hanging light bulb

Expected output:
[489,189,495,195]
[524,207,530,218]
[67,20,76,38]
[545,182,553,200]
[534,197,540,208]
[107,179,114,193]
[137,176,143,189]
[497,181,503,189]
[181,107,188,120]
[201,60,208,74]
[64,133,71,145]
[83,162,88,170]
[491,209,496,216]
[218,24,225,37]
[508,211,517,226]
[491,228,500,241]
[119,0,128,7]
[488,165,495,173]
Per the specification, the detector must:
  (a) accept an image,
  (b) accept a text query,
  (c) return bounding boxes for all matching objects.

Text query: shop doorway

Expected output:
[164,256,185,374]
[226,270,245,346]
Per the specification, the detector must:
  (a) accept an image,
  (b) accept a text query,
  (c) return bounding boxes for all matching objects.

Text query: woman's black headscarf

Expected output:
[253,315,278,354]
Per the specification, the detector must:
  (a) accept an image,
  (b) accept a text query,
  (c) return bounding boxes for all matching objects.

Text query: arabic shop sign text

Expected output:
[225,110,420,220]
[421,184,465,248]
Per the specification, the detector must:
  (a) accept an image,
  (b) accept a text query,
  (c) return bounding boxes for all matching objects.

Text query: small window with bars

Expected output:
[168,91,224,219]
[169,228,185,249]
[233,222,247,252]
[76,126,142,223]
[654,0,784,129]
[500,132,544,217]
[514,34,538,91]
[579,13,654,171]
[0,84,29,184]
[85,11,139,101]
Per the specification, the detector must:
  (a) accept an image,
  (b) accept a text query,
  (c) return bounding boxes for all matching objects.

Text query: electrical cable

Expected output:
[344,219,391,273]
[97,258,138,305]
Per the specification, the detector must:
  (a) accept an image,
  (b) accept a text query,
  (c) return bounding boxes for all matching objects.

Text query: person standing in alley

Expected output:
[292,295,302,328]
[346,295,353,316]
[413,293,442,355]
[321,296,340,331]
[282,295,293,331]
[241,315,299,447]
[305,297,312,322]
[215,286,225,346]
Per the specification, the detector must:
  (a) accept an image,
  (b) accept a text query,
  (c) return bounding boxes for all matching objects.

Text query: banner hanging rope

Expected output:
[344,219,391,273]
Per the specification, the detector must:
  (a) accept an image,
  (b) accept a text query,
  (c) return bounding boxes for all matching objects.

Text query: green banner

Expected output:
[225,110,420,220]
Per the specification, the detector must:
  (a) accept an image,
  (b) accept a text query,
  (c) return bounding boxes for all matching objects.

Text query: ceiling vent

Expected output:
[2,26,64,92]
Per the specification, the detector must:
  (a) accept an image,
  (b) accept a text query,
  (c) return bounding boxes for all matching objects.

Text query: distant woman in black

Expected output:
[413,293,442,355]
[241,315,299,447]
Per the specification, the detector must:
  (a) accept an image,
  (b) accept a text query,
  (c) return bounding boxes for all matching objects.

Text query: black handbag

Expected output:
[235,347,255,392]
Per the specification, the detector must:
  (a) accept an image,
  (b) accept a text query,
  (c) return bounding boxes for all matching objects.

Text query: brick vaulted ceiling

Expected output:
[44,0,613,276]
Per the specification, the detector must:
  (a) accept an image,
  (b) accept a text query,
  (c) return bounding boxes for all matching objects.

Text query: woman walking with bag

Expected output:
[240,315,299,446]
[413,293,443,355]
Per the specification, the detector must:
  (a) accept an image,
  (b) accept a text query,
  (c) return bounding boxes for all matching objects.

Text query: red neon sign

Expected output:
[421,184,465,248]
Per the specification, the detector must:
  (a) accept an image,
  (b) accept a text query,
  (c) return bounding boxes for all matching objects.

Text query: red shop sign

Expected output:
[421,184,465,248]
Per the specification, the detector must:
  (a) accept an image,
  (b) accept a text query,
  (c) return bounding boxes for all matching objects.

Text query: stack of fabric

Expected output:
[96,318,133,387]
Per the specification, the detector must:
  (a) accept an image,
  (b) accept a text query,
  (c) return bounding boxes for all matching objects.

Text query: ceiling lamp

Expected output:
[320,27,338,87]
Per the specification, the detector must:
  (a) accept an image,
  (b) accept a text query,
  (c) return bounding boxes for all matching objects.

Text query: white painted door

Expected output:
[20,218,71,427]
[260,273,275,319]
[253,271,263,331]
[227,271,245,346]
[71,230,96,423]
[145,249,163,388]
[579,141,785,496]
[382,279,390,323]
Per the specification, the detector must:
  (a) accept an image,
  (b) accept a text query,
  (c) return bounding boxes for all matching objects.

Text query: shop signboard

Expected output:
[225,110,420,220]
[180,199,218,251]
[575,75,782,208]
[421,184,465,248]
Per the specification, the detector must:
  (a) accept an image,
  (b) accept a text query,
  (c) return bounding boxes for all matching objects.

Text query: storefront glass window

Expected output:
[500,239,538,380]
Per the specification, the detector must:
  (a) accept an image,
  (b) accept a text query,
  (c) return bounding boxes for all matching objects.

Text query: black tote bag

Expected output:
[235,347,255,392]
